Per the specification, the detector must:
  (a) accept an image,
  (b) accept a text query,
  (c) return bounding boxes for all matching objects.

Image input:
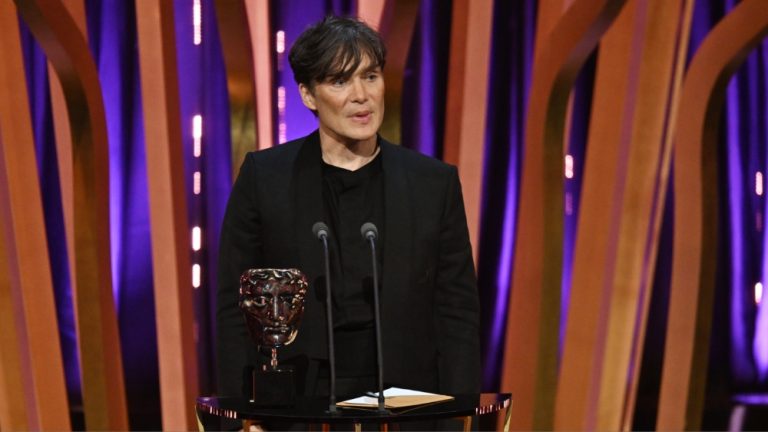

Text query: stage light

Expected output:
[193,0,202,45]
[192,264,201,288]
[278,86,287,144]
[279,123,287,144]
[756,171,763,196]
[193,172,201,195]
[276,31,285,54]
[192,226,202,251]
[277,86,286,110]
[193,114,202,157]
[756,282,763,305]
[565,154,574,179]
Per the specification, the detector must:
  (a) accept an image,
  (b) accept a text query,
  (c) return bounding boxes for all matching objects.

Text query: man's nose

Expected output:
[350,78,367,102]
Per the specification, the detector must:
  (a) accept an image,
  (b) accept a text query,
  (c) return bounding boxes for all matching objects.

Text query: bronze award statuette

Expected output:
[240,268,308,406]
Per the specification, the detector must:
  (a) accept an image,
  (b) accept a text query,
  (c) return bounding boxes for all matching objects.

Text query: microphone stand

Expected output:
[362,223,387,412]
[313,222,337,414]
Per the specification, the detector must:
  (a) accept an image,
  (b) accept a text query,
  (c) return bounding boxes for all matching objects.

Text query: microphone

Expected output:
[313,222,329,240]
[360,222,378,241]
[312,222,338,413]
[360,222,386,412]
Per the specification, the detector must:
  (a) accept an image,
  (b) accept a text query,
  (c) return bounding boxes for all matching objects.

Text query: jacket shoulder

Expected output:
[245,137,303,167]
[381,140,457,177]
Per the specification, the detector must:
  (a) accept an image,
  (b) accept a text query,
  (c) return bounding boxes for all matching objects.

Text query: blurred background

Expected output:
[1,0,767,430]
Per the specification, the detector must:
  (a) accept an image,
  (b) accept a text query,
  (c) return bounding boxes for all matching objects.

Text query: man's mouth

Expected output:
[350,111,372,122]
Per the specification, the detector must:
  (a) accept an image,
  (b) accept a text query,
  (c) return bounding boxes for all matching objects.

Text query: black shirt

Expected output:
[321,151,384,331]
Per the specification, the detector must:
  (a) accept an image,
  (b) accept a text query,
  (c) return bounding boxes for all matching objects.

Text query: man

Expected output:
[217,15,480,407]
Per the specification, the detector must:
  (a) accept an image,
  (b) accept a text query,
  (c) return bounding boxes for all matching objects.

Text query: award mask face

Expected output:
[239,268,308,348]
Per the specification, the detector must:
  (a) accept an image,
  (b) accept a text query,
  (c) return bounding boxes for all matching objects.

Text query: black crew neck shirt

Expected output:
[321,151,385,334]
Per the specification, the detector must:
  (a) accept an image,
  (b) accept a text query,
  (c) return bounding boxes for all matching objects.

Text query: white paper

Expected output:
[339,387,441,405]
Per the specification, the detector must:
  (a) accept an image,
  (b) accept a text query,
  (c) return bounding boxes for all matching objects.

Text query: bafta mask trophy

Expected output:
[240,268,308,405]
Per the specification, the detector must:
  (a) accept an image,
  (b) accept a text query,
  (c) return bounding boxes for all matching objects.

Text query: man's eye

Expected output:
[254,296,267,307]
[332,78,346,86]
[366,73,378,81]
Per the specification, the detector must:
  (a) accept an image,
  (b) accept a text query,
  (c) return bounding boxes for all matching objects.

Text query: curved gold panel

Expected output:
[358,0,386,29]
[214,0,257,176]
[443,0,493,264]
[245,0,274,153]
[658,1,768,429]
[555,0,693,429]
[377,0,419,144]
[48,1,85,311]
[0,5,69,427]
[134,1,199,430]
[499,0,627,429]
[12,0,128,429]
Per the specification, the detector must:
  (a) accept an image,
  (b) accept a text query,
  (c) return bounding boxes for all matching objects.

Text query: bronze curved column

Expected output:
[13,0,129,429]
[500,0,627,429]
[658,1,768,429]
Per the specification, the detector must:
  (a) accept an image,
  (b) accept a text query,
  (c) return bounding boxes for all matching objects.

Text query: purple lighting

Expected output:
[272,0,354,143]
[756,39,768,380]
[755,292,768,380]
[479,0,536,387]
[727,59,752,382]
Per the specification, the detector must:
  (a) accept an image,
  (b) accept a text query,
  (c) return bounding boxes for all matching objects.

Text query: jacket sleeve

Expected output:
[217,154,261,397]
[435,166,482,394]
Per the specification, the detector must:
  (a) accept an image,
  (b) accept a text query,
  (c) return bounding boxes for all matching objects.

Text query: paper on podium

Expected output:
[336,387,454,409]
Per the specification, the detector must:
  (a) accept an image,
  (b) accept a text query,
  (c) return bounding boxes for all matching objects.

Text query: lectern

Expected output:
[196,393,512,431]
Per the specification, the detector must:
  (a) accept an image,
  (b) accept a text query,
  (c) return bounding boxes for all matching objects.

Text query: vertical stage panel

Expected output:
[659,1,768,429]
[555,0,692,429]
[13,0,129,428]
[135,1,199,430]
[213,0,257,175]
[0,217,39,431]
[443,0,493,263]
[499,0,626,430]
[554,4,638,427]
[244,0,273,153]
[0,208,31,431]
[244,0,274,153]
[48,0,86,289]
[0,2,70,429]
[377,0,419,144]
[358,0,386,29]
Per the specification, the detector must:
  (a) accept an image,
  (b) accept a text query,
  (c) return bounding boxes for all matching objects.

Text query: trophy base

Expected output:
[250,366,296,407]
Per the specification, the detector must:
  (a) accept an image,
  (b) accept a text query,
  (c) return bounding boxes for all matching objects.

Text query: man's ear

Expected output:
[299,84,317,111]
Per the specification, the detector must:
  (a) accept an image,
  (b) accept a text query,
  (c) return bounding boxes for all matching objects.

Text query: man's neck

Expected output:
[319,130,379,171]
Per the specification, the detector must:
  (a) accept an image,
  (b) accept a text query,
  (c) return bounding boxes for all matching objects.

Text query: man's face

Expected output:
[299,56,385,145]
[239,269,308,348]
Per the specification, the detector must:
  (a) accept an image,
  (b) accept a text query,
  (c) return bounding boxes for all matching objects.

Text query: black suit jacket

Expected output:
[217,131,480,398]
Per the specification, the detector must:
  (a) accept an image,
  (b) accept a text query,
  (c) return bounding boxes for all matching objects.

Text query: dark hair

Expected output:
[288,16,386,89]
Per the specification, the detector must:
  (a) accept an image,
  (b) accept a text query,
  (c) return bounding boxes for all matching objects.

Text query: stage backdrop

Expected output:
[0,0,766,430]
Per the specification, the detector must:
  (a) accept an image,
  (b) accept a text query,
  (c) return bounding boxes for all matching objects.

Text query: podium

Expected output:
[196,393,512,431]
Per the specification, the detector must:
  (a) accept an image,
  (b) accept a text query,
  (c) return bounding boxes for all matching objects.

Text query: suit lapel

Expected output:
[289,132,328,365]
[292,131,325,282]
[380,139,412,301]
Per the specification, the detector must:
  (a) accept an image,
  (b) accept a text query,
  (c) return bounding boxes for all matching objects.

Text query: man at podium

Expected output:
[216,15,481,419]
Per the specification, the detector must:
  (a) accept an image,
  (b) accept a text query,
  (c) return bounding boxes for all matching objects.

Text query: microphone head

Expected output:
[360,222,378,240]
[312,222,329,240]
